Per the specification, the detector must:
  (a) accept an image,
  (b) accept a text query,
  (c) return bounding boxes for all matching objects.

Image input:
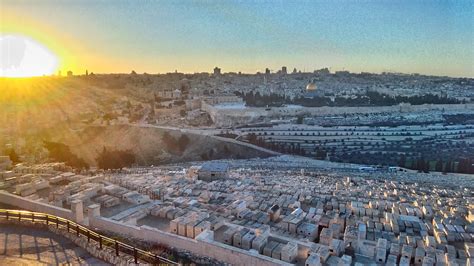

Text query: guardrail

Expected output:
[0,209,178,265]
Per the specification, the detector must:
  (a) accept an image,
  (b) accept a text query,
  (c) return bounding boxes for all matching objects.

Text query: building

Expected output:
[282,66,287,75]
[304,79,325,98]
[197,162,229,181]
[156,89,181,99]
[213,67,221,75]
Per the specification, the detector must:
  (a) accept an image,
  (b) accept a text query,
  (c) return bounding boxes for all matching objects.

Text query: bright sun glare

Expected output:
[0,34,58,77]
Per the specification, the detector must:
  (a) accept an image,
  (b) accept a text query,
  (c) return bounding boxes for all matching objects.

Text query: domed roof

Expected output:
[306,79,317,91]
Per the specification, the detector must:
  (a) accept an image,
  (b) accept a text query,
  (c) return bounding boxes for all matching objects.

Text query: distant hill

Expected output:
[0,77,122,135]
[1,77,271,166]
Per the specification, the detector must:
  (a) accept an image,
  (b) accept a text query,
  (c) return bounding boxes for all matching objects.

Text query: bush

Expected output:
[43,141,88,169]
[96,147,135,169]
[162,132,190,154]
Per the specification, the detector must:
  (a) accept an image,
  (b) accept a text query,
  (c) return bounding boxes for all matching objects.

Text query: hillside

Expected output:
[52,125,270,167]
[1,77,122,135]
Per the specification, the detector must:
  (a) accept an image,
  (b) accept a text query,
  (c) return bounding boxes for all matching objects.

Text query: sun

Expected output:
[0,34,59,77]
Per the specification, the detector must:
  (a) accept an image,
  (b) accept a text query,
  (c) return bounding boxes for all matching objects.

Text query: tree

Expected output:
[43,141,88,169]
[445,160,453,173]
[178,134,190,152]
[435,159,443,172]
[247,133,257,144]
[8,149,21,164]
[424,160,430,173]
[200,152,209,160]
[162,132,177,150]
[96,147,135,169]
[415,158,426,173]
[296,116,304,124]
[162,132,190,154]
[223,145,230,154]
[315,148,327,159]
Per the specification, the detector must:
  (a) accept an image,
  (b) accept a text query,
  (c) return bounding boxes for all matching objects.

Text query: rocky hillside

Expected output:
[52,125,270,167]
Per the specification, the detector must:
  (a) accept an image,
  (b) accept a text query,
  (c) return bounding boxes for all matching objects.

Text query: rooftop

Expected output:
[199,162,230,172]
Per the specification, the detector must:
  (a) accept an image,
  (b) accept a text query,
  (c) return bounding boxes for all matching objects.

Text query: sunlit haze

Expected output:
[1,0,473,77]
[0,34,59,77]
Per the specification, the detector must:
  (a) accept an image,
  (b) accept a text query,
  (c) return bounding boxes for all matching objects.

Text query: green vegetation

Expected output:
[396,157,473,174]
[6,148,21,164]
[162,132,191,155]
[43,141,88,169]
[96,147,135,169]
[241,91,461,107]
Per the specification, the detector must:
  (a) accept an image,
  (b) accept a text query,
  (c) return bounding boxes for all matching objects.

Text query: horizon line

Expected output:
[2,69,472,79]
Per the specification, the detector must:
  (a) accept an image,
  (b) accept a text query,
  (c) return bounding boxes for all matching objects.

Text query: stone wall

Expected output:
[0,190,290,265]
[202,102,474,127]
[48,225,138,266]
[0,190,73,220]
[90,216,290,266]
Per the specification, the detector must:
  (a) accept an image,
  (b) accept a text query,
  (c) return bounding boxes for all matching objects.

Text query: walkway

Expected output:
[0,224,108,265]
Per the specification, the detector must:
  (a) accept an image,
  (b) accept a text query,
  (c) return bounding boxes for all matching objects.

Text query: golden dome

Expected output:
[306,82,317,91]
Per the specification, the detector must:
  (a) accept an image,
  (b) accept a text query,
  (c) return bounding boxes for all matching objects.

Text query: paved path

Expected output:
[0,224,108,265]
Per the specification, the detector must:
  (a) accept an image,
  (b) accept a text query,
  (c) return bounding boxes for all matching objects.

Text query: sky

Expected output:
[1,0,473,77]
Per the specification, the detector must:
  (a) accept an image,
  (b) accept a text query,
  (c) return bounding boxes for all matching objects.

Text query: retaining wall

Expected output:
[90,216,289,266]
[0,190,73,220]
[1,190,290,265]
[203,102,474,127]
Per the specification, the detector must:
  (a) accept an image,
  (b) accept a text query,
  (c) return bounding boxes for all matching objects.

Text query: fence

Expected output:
[0,209,178,265]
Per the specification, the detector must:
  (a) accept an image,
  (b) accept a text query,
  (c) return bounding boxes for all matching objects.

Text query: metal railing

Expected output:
[0,209,178,265]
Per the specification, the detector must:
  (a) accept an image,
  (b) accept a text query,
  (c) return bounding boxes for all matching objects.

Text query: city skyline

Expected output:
[1,2,473,264]
[1,0,473,78]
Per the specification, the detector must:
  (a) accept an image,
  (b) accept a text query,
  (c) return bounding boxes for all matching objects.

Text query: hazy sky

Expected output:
[2,0,473,77]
